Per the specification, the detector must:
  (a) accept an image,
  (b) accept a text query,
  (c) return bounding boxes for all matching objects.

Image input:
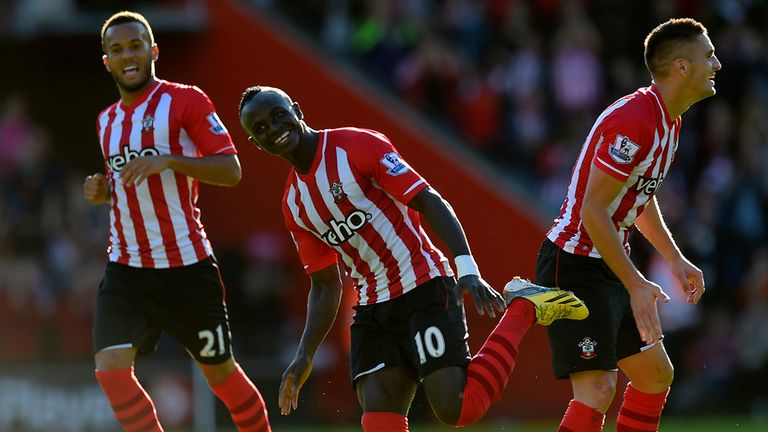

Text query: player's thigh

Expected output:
[350,301,414,389]
[537,241,628,378]
[156,258,233,365]
[94,262,161,359]
[618,341,673,392]
[356,366,418,415]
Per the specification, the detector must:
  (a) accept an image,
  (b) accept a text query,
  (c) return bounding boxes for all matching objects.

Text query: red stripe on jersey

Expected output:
[103,106,130,265]
[325,141,407,300]
[168,110,208,263]
[119,107,154,267]
[141,86,183,267]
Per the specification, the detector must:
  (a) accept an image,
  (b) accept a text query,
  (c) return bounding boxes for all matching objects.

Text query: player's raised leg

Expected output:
[424,278,588,427]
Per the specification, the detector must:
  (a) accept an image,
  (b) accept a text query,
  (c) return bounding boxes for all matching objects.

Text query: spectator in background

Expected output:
[83,11,270,432]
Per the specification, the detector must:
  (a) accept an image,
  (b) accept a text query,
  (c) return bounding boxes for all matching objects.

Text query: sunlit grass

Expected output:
[208,416,768,432]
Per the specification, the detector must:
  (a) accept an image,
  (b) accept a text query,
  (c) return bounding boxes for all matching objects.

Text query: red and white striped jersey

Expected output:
[282,128,453,306]
[96,80,236,268]
[547,85,681,257]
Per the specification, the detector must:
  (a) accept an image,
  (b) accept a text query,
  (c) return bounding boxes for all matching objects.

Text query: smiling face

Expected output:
[102,21,157,97]
[682,33,721,101]
[239,90,305,158]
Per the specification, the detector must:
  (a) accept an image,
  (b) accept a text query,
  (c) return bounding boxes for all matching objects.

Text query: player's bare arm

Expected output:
[581,168,669,344]
[119,153,241,187]
[635,197,705,304]
[83,173,110,205]
[279,263,343,416]
[407,187,506,318]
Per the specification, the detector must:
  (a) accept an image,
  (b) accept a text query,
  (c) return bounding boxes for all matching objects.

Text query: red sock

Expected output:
[616,384,669,431]
[210,364,271,432]
[361,412,408,432]
[558,400,605,432]
[455,299,535,426]
[95,367,164,432]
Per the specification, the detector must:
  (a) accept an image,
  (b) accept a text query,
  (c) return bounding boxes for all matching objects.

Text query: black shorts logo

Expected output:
[578,336,598,359]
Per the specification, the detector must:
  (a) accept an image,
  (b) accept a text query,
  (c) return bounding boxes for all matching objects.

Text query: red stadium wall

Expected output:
[160,0,575,421]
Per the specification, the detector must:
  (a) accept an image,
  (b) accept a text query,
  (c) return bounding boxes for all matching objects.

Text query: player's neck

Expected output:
[652,80,689,119]
[291,129,320,174]
[119,77,159,107]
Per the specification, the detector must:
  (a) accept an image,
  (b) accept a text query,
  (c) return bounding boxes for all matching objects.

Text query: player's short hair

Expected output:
[101,11,155,52]
[238,86,292,116]
[644,18,708,78]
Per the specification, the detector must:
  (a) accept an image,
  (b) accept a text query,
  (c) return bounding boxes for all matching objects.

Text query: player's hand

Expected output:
[626,276,669,345]
[119,155,170,186]
[668,256,705,304]
[83,173,110,205]
[278,355,313,416]
[455,275,506,318]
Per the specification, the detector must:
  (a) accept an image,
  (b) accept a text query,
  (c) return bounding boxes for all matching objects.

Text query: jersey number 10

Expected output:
[414,326,446,364]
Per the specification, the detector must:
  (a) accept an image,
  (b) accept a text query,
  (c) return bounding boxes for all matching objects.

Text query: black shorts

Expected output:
[535,239,645,379]
[349,276,470,386]
[93,257,232,364]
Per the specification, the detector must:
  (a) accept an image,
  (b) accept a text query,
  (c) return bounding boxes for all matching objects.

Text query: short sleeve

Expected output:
[592,114,653,181]
[350,130,429,203]
[282,196,338,275]
[180,86,237,156]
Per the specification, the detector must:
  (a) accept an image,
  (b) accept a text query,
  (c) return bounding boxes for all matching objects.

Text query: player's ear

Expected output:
[103,54,111,72]
[293,102,303,120]
[151,44,159,62]
[673,57,687,77]
[247,136,262,150]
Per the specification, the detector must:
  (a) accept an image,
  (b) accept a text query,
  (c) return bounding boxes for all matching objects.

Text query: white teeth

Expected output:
[275,131,290,144]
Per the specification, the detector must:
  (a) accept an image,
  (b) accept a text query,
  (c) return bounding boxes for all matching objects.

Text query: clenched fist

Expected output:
[83,173,110,205]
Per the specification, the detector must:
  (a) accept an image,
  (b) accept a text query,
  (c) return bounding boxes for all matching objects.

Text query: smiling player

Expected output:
[83,11,271,432]
[535,18,719,432]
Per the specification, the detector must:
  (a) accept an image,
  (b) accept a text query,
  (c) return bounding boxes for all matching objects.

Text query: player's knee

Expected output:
[430,399,462,427]
[573,373,617,412]
[95,348,135,371]
[656,361,674,389]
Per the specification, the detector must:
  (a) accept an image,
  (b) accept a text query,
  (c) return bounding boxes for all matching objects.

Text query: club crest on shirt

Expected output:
[142,114,154,133]
[578,337,598,360]
[206,112,228,135]
[609,134,640,164]
[380,152,409,176]
[329,180,348,203]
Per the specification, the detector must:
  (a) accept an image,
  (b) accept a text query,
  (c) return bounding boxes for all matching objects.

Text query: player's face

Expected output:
[684,33,721,101]
[102,22,157,93]
[240,91,303,157]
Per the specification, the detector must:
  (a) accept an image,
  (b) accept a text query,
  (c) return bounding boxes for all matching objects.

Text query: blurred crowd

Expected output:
[263,0,768,416]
